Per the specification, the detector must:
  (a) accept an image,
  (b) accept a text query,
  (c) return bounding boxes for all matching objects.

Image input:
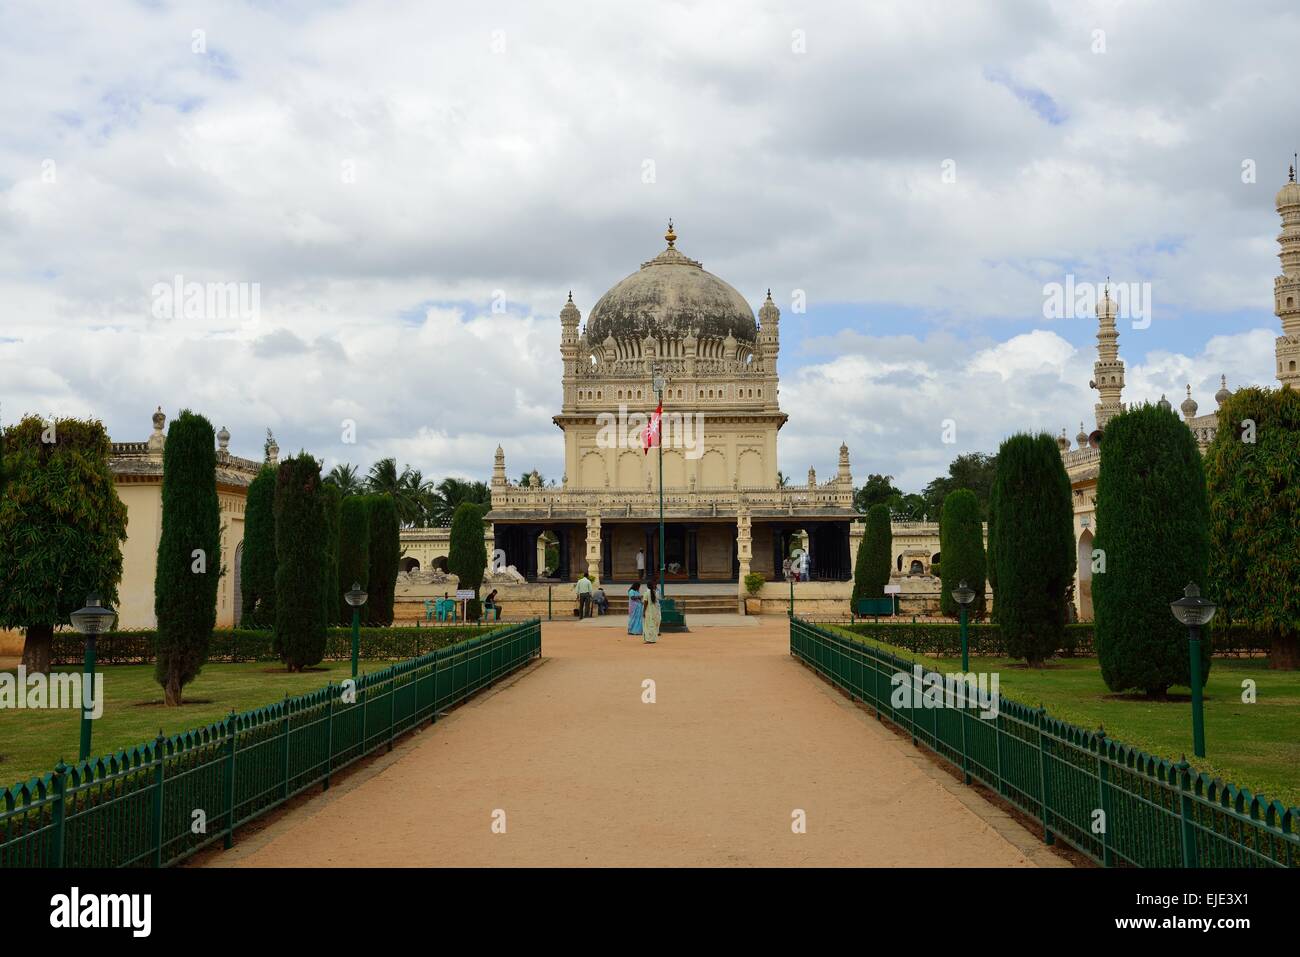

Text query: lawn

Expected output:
[833,628,1300,808]
[0,659,403,789]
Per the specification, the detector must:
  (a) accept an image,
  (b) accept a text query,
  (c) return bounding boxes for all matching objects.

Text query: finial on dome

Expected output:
[1292,157,1297,183]
[1180,384,1199,420]
[567,290,573,302]
[1215,375,1230,406]
[665,219,676,248]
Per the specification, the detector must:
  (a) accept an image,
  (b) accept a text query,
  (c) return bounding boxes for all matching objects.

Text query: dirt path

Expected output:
[201,619,1063,867]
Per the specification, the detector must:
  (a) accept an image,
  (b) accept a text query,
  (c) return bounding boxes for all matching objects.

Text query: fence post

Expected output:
[908,656,918,746]
[388,672,396,752]
[1176,757,1198,867]
[959,695,971,785]
[1095,728,1112,867]
[548,586,552,621]
[50,761,68,868]
[224,712,237,849]
[324,684,334,792]
[151,732,166,867]
[361,676,368,753]
[281,694,291,800]
[1035,706,1054,846]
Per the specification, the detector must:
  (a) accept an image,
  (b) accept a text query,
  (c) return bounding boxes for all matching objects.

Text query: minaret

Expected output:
[1274,162,1300,388]
[560,291,582,410]
[837,441,852,486]
[492,444,507,489]
[1090,284,1125,429]
[758,289,780,410]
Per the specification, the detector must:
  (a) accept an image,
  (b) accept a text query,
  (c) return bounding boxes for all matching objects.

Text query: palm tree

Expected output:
[776,470,791,488]
[324,463,364,496]
[366,458,424,527]
[400,468,437,527]
[430,477,491,526]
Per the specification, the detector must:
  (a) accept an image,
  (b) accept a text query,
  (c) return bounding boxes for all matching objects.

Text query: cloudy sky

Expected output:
[1,0,1295,492]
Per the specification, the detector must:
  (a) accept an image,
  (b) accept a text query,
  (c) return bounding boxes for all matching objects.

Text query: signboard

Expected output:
[455,589,475,600]
[883,584,902,595]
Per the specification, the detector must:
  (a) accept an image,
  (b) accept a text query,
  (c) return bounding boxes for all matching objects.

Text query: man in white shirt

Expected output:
[635,548,645,577]
[575,573,592,618]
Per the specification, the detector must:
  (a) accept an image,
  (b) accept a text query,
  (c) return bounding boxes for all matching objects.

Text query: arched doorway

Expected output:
[399,557,421,574]
[233,541,244,626]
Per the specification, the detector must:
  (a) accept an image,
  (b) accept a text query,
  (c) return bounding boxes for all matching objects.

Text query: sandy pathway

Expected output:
[202,618,1059,867]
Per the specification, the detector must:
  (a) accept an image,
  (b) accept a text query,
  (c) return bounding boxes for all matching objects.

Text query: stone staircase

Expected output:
[598,592,739,616]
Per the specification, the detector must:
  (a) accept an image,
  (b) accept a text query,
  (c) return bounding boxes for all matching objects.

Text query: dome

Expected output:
[1215,375,1230,406]
[1275,169,1300,209]
[1180,385,1199,418]
[584,224,758,344]
[1158,394,1172,412]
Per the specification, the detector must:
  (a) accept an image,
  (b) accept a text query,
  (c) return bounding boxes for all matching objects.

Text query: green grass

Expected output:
[0,659,403,789]
[831,627,1300,808]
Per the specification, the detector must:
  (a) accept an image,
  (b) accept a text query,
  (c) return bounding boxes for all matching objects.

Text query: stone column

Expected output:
[585,509,602,584]
[736,502,752,612]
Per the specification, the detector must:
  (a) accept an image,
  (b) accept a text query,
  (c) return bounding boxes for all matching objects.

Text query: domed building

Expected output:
[485,223,859,596]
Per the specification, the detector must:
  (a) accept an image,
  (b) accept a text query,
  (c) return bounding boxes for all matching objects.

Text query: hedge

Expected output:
[835,621,1276,660]
[48,624,508,666]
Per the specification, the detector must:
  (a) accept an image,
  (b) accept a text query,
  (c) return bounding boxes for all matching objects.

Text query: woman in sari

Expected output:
[626,579,644,636]
[641,582,660,644]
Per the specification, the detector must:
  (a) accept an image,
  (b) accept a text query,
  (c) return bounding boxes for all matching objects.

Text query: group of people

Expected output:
[573,569,661,644]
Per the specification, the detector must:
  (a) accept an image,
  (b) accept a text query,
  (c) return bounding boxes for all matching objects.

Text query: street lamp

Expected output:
[344,582,368,679]
[1170,582,1215,758]
[70,593,116,762]
[951,580,975,672]
[652,367,667,605]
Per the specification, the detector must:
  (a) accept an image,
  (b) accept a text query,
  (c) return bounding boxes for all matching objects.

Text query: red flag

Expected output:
[642,402,662,455]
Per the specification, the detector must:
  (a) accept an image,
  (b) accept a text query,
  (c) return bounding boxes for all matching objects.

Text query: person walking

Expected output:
[575,573,593,619]
[626,579,644,636]
[641,582,660,644]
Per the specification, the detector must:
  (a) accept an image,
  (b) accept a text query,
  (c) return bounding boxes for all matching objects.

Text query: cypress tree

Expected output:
[989,433,1074,666]
[153,411,221,705]
[366,494,400,626]
[1095,404,1211,695]
[850,528,871,608]
[1205,385,1300,669]
[447,501,487,619]
[320,481,342,629]
[337,494,371,624]
[273,453,327,671]
[857,504,892,601]
[939,488,987,618]
[240,465,278,628]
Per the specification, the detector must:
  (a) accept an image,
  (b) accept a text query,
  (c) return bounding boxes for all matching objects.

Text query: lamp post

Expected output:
[344,582,368,679]
[70,593,116,762]
[652,365,667,603]
[951,580,975,672]
[1170,582,1215,758]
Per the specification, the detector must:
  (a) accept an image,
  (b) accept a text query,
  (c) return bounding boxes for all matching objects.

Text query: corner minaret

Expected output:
[758,289,781,410]
[560,291,582,411]
[1274,162,1300,388]
[1090,284,1125,429]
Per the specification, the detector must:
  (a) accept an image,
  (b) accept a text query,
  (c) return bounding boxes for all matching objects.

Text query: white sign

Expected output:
[883,584,902,595]
[455,589,475,600]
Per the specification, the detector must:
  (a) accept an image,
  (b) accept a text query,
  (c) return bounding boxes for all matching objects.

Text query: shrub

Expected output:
[840,621,1095,658]
[743,572,765,596]
[153,411,221,705]
[1205,385,1300,669]
[989,433,1075,666]
[273,454,328,671]
[939,490,987,619]
[240,466,278,628]
[1094,403,1211,695]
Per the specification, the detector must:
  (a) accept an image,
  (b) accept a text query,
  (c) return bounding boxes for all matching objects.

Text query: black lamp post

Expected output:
[70,593,116,762]
[951,580,975,672]
[344,582,368,679]
[1170,582,1215,758]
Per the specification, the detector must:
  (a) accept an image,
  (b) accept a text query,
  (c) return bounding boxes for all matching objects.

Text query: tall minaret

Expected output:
[560,291,582,410]
[1090,284,1125,429]
[1274,162,1300,388]
[758,289,781,411]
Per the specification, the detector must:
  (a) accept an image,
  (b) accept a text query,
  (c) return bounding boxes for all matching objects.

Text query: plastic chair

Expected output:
[423,600,435,621]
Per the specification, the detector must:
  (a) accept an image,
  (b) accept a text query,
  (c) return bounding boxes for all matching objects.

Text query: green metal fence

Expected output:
[0,619,542,868]
[790,616,1299,868]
